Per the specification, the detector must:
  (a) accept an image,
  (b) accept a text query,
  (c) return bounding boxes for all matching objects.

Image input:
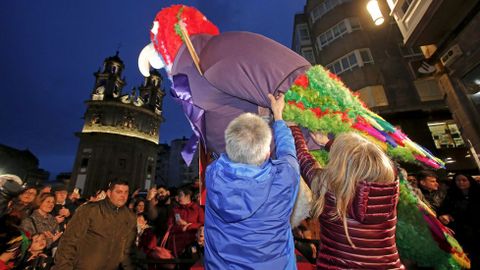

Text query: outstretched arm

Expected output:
[289,126,321,188]
[268,94,298,172]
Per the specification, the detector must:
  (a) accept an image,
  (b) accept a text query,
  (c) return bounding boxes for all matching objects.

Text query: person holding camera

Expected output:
[146,185,173,240]
[167,186,204,257]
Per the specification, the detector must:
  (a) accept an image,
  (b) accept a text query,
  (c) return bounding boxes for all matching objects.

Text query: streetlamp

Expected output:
[367,0,385,26]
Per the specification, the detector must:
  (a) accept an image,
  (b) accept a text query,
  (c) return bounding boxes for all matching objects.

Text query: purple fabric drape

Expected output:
[169,33,311,161]
[171,74,205,166]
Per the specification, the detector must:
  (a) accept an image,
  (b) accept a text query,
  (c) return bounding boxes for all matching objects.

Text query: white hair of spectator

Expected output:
[225,113,272,166]
[0,174,23,187]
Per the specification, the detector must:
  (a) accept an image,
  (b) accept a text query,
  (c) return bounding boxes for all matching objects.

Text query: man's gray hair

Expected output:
[225,113,272,165]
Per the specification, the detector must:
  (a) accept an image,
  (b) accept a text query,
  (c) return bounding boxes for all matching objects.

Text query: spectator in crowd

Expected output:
[167,185,204,257]
[16,233,52,270]
[439,173,480,269]
[418,170,446,212]
[134,198,146,215]
[398,168,425,201]
[179,226,204,270]
[407,174,419,188]
[51,186,76,232]
[289,126,404,268]
[293,223,317,264]
[8,186,37,220]
[146,185,173,239]
[21,193,62,247]
[67,188,81,208]
[135,213,156,256]
[204,94,300,269]
[0,229,27,270]
[37,185,51,198]
[52,180,136,270]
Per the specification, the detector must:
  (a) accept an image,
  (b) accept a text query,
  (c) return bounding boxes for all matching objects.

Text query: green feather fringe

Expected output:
[396,177,462,270]
[284,65,434,167]
[310,149,330,167]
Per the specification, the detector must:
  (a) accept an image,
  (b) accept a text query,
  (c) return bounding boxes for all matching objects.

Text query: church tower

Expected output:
[71,52,164,196]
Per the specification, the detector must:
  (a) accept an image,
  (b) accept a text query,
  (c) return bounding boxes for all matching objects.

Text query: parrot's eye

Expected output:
[151,21,159,35]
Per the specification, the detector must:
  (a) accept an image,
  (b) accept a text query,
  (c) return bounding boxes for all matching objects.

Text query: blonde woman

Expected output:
[290,126,405,269]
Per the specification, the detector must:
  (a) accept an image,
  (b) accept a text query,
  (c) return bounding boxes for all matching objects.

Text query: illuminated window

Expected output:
[427,121,465,149]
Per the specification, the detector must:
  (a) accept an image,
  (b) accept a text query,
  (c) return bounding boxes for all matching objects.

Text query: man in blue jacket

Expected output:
[205,93,300,270]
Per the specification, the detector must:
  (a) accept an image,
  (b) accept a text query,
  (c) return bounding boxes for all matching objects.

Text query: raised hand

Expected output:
[268,93,285,121]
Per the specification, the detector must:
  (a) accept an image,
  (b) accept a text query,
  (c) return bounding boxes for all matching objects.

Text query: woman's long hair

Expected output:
[311,132,395,246]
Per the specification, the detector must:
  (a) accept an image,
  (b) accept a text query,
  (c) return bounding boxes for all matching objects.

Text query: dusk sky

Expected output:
[0,1,305,178]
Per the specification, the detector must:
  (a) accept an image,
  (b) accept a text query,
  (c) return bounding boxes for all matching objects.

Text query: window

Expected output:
[310,0,352,24]
[359,49,373,64]
[296,24,311,44]
[316,18,361,50]
[428,121,465,149]
[80,158,89,173]
[348,53,357,66]
[399,44,423,58]
[113,85,120,98]
[80,158,89,168]
[401,0,415,14]
[326,48,373,75]
[301,47,316,64]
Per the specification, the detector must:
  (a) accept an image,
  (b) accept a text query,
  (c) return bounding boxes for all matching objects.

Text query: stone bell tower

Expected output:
[71,52,165,196]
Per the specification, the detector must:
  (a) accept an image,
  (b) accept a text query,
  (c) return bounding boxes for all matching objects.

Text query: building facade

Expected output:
[167,138,199,188]
[386,0,480,171]
[70,53,165,196]
[155,143,170,186]
[292,0,478,172]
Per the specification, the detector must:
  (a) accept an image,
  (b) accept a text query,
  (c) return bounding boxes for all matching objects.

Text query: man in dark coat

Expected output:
[52,180,136,270]
[418,170,446,212]
[146,185,173,239]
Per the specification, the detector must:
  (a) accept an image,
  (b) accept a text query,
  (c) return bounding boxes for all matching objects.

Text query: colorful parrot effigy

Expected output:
[137,5,470,269]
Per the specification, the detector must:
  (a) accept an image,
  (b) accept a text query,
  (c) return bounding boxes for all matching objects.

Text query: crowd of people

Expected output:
[0,92,478,270]
[408,171,480,268]
[0,177,205,270]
